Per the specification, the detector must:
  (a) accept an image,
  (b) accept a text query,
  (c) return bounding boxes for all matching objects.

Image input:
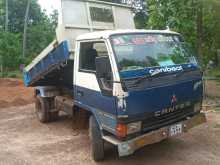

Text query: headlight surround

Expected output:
[194,102,202,112]
[127,121,142,135]
[116,121,142,138]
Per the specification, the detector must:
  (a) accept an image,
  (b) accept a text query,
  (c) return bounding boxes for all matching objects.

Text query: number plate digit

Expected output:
[169,124,182,137]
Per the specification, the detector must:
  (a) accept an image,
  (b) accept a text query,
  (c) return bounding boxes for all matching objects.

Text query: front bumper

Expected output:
[103,113,206,157]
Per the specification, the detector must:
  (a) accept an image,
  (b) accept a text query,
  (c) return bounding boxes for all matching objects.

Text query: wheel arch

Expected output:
[74,102,104,131]
[34,86,60,98]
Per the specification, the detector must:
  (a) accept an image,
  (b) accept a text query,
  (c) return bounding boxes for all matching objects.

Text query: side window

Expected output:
[79,41,108,71]
[90,7,114,23]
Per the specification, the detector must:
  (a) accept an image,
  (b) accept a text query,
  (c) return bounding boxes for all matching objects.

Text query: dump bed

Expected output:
[57,0,135,51]
[23,41,70,87]
[24,0,134,87]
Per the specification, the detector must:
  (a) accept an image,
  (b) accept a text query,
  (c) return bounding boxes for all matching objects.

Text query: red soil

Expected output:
[0,78,34,109]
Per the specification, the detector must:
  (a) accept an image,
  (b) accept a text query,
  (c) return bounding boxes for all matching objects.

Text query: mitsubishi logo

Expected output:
[171,94,178,104]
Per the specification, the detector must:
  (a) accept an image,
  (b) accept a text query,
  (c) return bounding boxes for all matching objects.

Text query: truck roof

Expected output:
[76,29,180,41]
[66,0,131,8]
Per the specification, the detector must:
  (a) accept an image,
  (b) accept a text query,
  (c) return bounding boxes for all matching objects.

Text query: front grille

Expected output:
[142,106,195,133]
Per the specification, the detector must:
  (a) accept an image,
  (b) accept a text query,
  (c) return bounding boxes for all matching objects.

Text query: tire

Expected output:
[89,116,105,161]
[35,96,50,123]
[35,96,59,123]
[49,111,59,122]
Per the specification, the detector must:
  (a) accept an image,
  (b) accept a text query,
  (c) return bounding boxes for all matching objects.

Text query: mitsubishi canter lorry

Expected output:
[24,0,206,161]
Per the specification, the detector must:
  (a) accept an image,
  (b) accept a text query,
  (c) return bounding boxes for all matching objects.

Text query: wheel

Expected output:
[49,111,59,122]
[35,96,50,123]
[35,96,59,123]
[89,116,105,161]
[48,98,59,122]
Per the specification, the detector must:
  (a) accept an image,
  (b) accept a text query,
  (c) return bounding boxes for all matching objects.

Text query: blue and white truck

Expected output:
[24,0,206,161]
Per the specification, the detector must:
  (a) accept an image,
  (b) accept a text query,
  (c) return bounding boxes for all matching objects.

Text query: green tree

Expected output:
[0,32,22,70]
[26,10,58,59]
[0,0,58,75]
[145,0,220,66]
[147,0,197,45]
[0,0,5,31]
[202,0,220,65]
[5,0,42,33]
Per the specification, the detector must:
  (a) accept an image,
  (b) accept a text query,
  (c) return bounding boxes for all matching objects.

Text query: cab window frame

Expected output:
[78,40,109,74]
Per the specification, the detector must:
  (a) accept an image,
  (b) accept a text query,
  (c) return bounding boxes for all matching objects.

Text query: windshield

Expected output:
[111,33,196,71]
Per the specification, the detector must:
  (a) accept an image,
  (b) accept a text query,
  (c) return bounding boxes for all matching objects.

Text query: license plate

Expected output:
[169,123,182,137]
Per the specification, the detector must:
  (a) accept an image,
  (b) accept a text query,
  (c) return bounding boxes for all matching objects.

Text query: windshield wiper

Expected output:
[132,71,165,85]
[174,68,195,78]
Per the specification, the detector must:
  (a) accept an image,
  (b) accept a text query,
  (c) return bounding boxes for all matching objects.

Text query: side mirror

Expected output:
[95,56,113,96]
[95,56,111,79]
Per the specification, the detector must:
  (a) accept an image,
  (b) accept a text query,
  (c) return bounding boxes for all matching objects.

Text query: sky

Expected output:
[38,0,61,14]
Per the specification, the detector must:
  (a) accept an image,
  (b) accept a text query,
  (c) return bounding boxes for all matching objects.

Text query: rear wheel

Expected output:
[49,111,59,122]
[35,96,50,123]
[35,96,59,123]
[89,116,105,161]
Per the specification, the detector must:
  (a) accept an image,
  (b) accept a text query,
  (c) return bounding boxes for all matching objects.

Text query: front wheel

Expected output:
[89,116,105,161]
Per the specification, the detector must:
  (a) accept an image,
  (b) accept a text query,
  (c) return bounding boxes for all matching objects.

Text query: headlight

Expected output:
[127,121,142,135]
[194,102,202,112]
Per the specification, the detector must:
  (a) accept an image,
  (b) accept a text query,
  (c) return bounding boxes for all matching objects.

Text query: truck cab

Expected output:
[73,29,206,157]
[24,0,206,161]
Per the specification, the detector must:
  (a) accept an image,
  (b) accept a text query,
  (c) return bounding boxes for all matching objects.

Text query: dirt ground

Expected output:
[0,79,34,108]
[0,78,220,165]
[205,80,220,98]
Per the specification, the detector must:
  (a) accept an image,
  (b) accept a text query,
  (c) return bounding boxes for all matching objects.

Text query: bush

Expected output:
[0,70,23,79]
[0,32,22,70]
[208,68,220,78]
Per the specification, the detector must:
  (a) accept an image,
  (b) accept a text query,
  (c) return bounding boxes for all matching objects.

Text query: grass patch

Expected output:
[214,124,220,129]
[0,70,23,79]
[215,107,220,113]
[207,68,220,85]
[207,68,220,77]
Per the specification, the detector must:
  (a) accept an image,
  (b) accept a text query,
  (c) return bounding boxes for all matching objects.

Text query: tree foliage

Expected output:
[0,32,22,70]
[146,0,197,51]
[0,0,58,74]
[102,0,220,66]
[0,0,219,75]
[145,0,220,66]
[0,0,5,31]
[202,0,220,65]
